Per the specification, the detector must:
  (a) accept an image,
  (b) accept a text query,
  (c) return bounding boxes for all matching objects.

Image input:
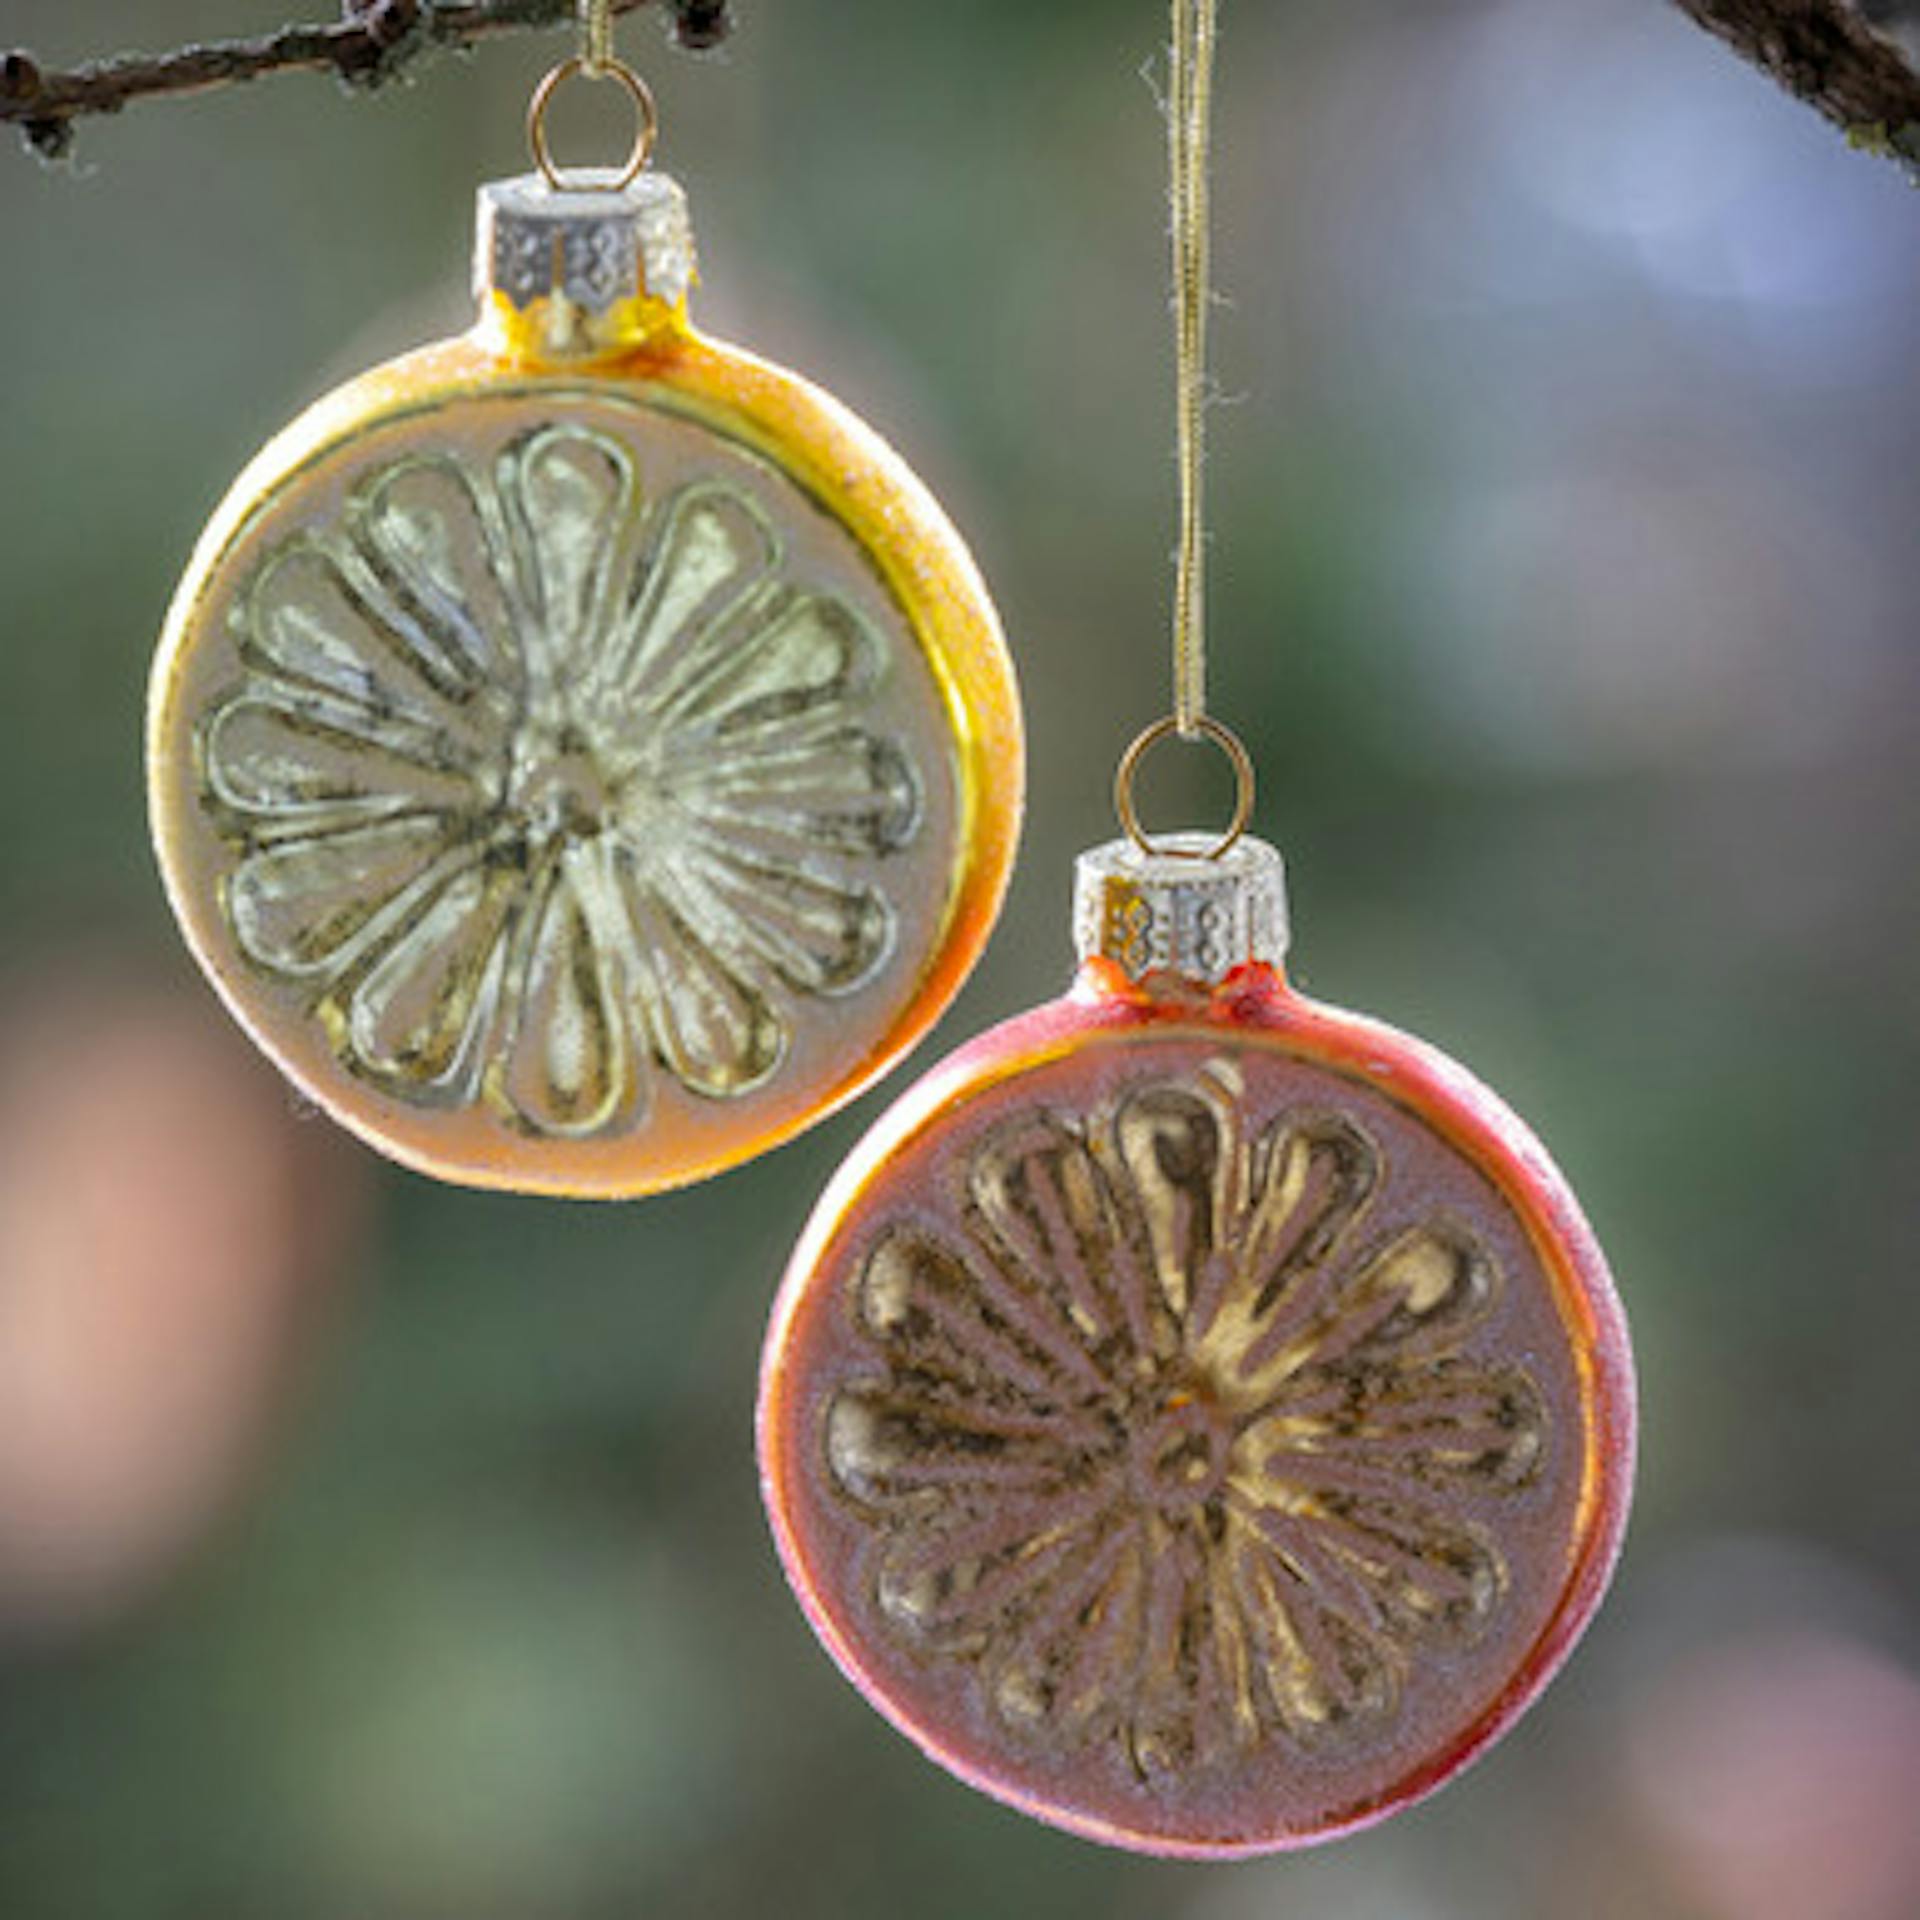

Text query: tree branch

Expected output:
[1671,0,1920,173]
[18,2,1920,180]
[1,0,733,161]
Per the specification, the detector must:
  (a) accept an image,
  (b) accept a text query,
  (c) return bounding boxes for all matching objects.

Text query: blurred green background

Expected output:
[4,2,1920,1915]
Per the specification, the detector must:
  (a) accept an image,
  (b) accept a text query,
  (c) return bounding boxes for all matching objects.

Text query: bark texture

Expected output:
[1671,0,1920,171]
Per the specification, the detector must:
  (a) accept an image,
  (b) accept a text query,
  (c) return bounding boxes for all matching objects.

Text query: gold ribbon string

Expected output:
[580,0,615,75]
[1169,0,1218,738]
[1114,0,1251,860]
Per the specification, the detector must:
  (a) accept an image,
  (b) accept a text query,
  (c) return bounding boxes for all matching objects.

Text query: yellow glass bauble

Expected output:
[149,164,1022,1197]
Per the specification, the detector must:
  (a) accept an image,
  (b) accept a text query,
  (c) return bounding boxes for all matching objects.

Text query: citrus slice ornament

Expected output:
[147,65,1021,1197]
[758,828,1634,1854]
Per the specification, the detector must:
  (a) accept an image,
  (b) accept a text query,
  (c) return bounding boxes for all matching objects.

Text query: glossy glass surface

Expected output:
[760,964,1634,1854]
[150,326,1022,1195]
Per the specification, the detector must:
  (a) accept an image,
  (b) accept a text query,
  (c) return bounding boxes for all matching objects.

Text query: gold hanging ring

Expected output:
[527,56,658,193]
[1114,715,1256,861]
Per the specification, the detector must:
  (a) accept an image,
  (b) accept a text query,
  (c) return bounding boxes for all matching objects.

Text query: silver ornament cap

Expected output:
[474,169,696,354]
[1073,834,1291,985]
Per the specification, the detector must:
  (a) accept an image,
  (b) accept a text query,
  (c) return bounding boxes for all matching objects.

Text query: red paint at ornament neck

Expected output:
[759,958,1635,1858]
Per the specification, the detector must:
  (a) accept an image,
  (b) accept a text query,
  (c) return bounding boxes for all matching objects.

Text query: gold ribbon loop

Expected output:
[527,54,658,192]
[1115,715,1255,861]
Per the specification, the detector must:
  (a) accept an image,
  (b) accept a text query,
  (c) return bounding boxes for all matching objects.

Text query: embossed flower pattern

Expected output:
[826,1063,1546,1779]
[200,423,921,1136]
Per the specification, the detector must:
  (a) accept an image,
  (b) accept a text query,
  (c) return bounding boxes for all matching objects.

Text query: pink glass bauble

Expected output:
[759,836,1634,1855]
